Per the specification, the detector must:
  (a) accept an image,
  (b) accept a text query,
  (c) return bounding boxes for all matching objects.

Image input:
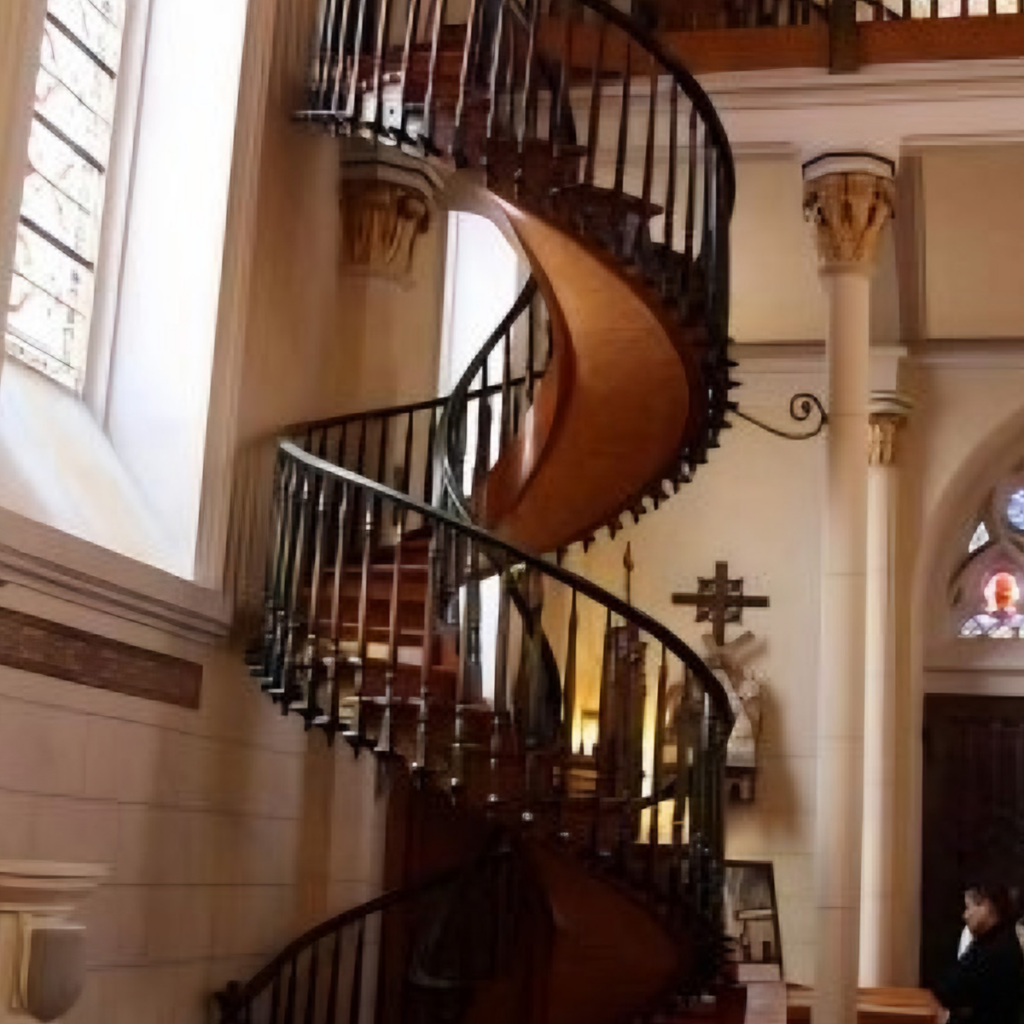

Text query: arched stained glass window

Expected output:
[1007,489,1024,531]
[952,474,1024,639]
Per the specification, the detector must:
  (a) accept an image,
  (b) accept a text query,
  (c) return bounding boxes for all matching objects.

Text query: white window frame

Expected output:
[3,0,152,410]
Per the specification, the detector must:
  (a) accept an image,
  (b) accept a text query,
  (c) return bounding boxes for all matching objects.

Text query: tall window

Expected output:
[6,0,127,390]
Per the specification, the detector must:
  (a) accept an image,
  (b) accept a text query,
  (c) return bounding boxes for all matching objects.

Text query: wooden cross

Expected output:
[672,561,769,647]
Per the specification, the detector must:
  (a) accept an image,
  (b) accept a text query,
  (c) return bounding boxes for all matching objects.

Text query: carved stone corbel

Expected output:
[338,138,442,281]
[339,180,430,278]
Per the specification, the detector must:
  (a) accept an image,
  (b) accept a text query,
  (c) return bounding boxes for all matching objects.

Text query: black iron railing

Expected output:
[246,436,732,952]
[215,847,535,1024]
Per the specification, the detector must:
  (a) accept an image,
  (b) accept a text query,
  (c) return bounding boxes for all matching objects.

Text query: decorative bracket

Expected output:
[732,393,829,441]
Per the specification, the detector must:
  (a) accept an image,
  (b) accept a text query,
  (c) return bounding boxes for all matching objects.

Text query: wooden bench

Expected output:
[787,986,940,1024]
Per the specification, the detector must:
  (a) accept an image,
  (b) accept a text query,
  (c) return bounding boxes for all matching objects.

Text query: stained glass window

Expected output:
[968,522,990,553]
[1007,489,1024,532]
[959,572,1024,638]
[5,0,127,390]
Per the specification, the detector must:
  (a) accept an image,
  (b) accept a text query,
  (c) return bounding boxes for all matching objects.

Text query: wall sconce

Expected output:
[579,710,599,756]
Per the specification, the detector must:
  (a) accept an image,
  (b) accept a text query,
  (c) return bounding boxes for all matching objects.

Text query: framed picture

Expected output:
[723,859,783,978]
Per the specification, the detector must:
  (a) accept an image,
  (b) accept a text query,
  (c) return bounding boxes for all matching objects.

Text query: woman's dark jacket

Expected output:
[933,922,1024,1024]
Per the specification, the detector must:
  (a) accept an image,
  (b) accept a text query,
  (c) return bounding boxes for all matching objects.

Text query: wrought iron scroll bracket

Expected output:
[732,393,829,441]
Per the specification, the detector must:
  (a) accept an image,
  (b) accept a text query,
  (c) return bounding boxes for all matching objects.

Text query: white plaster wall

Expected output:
[0,584,386,1024]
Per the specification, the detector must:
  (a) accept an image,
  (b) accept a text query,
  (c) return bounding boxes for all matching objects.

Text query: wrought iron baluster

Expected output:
[563,589,577,759]
[423,407,437,506]
[396,0,422,139]
[583,20,605,186]
[269,972,281,1024]
[473,364,491,496]
[280,471,312,704]
[303,940,319,1024]
[331,0,356,113]
[648,644,667,889]
[349,921,366,1023]
[327,481,350,734]
[613,41,630,197]
[552,4,573,152]
[376,512,404,757]
[413,526,441,774]
[505,22,516,140]
[269,462,300,688]
[501,329,512,449]
[702,128,714,284]
[684,105,697,266]
[421,0,448,149]
[300,476,330,721]
[489,566,512,806]
[400,409,415,507]
[526,297,537,405]
[487,0,506,139]
[254,454,288,678]
[454,0,482,162]
[641,58,657,217]
[324,927,342,1023]
[315,0,339,106]
[373,416,390,552]
[344,505,375,746]
[284,954,298,1024]
[521,0,540,141]
[663,83,678,296]
[346,0,372,121]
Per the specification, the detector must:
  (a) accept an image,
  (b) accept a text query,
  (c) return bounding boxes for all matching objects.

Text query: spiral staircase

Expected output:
[218,1,747,1021]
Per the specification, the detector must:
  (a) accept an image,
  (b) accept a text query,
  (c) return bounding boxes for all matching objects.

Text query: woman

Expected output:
[933,883,1024,1024]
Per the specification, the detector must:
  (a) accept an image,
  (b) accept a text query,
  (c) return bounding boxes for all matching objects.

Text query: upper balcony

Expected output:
[642,0,1024,73]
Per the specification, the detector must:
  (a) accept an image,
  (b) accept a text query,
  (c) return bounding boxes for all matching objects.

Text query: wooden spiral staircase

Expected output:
[218,1,748,1021]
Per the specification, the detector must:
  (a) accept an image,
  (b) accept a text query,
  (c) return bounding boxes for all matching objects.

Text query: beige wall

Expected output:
[0,585,386,1024]
[730,156,827,345]
[922,146,1024,341]
[235,0,447,447]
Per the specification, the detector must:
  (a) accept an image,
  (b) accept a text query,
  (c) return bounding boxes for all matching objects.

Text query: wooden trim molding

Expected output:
[0,605,202,708]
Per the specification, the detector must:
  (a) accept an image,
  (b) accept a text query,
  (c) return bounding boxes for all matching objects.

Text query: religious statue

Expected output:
[671,562,771,802]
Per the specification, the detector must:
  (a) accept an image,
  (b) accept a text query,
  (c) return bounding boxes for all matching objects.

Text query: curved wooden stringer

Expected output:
[481,200,696,553]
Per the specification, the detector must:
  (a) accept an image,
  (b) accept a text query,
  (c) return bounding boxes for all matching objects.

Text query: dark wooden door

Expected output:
[921,694,1024,987]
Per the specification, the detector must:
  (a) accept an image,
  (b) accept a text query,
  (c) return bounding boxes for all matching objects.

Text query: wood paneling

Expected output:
[0,605,202,708]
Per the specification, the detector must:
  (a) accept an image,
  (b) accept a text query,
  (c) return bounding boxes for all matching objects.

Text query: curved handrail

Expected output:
[574,0,737,218]
[436,275,539,522]
[279,439,735,727]
[217,849,511,1014]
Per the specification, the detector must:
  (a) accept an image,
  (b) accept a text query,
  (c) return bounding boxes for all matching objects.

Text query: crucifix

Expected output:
[672,561,769,646]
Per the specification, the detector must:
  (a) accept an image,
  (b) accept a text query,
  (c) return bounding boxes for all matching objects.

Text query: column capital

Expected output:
[803,153,895,272]
[867,392,912,467]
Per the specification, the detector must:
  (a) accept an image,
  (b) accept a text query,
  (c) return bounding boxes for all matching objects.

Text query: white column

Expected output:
[859,395,911,987]
[803,154,895,1024]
